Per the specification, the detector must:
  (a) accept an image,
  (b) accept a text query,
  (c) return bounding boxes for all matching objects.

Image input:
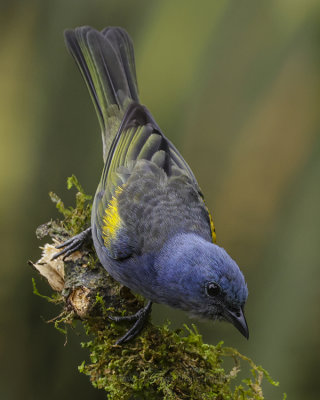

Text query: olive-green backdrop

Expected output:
[1,1,319,399]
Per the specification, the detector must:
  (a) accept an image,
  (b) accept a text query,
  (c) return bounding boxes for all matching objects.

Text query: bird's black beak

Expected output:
[226,306,249,339]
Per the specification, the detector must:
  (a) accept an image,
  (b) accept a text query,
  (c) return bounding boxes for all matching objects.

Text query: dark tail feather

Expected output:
[64,26,139,160]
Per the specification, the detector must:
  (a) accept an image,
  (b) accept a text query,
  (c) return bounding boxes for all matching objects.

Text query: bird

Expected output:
[54,26,249,344]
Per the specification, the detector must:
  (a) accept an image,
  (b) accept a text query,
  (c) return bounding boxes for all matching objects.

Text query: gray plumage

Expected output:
[61,26,249,343]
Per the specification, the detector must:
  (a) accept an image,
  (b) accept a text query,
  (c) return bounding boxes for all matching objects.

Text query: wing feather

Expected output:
[93,102,215,258]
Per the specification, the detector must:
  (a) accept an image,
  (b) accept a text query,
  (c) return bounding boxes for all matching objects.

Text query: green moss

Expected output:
[33,176,286,399]
[49,174,92,235]
[78,319,281,400]
[32,277,62,304]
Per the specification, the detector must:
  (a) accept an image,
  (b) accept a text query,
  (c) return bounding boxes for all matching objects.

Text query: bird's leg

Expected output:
[53,228,151,344]
[52,227,92,260]
[109,300,152,345]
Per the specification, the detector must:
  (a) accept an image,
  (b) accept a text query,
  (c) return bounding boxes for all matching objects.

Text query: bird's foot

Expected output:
[110,301,152,345]
[52,227,92,260]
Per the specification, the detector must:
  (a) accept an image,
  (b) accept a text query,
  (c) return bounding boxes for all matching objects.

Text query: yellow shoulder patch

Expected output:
[203,198,217,243]
[102,186,123,248]
[208,211,217,243]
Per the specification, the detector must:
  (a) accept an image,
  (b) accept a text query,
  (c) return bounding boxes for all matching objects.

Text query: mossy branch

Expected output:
[31,175,285,400]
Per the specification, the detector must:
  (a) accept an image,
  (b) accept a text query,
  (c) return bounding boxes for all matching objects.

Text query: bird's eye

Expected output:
[205,282,221,297]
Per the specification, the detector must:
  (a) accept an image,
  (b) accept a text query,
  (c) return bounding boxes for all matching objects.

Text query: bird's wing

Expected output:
[100,102,199,194]
[93,103,215,259]
[93,103,168,258]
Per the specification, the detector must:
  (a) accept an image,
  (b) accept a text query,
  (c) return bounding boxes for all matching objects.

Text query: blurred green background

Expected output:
[1,0,320,398]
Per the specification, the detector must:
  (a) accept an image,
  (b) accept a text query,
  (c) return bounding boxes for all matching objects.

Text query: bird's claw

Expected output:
[110,301,152,345]
[52,227,92,261]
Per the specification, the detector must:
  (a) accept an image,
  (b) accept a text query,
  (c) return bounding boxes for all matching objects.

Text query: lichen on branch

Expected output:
[31,175,284,400]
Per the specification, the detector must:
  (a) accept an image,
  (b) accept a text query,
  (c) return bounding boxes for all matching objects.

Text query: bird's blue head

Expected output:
[154,233,249,338]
